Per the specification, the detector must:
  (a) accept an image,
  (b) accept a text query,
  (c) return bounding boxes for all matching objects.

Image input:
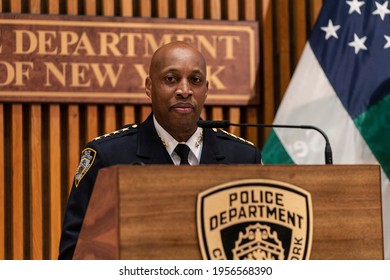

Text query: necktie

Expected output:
[174,144,190,165]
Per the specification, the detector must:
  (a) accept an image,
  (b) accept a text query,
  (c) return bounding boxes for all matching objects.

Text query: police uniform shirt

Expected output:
[153,115,203,166]
[58,113,262,260]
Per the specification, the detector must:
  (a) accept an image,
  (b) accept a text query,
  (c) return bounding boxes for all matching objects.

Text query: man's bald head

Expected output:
[148,41,207,79]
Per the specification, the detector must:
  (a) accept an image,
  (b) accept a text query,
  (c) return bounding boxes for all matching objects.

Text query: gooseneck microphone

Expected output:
[197,120,333,165]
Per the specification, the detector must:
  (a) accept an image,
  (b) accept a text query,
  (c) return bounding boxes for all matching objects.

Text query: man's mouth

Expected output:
[171,103,194,114]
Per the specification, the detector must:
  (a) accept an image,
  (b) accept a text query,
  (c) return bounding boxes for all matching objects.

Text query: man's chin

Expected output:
[173,117,197,130]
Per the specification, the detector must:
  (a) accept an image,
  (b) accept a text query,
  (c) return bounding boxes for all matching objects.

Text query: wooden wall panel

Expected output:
[209,0,223,124]
[0,0,322,259]
[30,105,43,260]
[244,0,258,145]
[140,0,152,121]
[275,0,292,99]
[310,0,323,27]
[67,106,80,193]
[10,0,21,12]
[0,105,4,260]
[28,0,43,261]
[293,0,308,65]
[102,1,118,134]
[11,105,24,259]
[65,0,79,192]
[261,0,275,137]
[9,0,23,261]
[226,0,241,136]
[119,1,136,128]
[49,105,62,259]
[84,0,99,142]
[45,0,61,261]
[29,0,41,12]
[47,0,59,14]
[120,0,133,16]
[175,0,186,18]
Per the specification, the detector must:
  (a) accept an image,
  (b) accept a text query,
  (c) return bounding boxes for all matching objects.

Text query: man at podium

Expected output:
[58,41,262,259]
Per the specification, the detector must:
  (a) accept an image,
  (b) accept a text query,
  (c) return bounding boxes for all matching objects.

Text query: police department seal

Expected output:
[197,179,313,260]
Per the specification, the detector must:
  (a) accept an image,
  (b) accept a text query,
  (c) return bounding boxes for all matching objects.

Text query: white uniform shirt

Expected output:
[153,115,203,166]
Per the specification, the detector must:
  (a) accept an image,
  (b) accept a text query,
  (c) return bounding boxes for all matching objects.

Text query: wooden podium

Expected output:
[73,164,383,260]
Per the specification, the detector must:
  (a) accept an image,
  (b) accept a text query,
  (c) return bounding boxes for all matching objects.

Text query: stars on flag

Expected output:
[320,1,390,54]
[346,0,365,14]
[321,20,341,40]
[385,35,390,49]
[348,34,368,54]
[372,1,390,20]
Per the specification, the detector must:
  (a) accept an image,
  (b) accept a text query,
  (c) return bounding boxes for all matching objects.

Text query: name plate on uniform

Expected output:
[197,179,313,260]
[0,14,259,105]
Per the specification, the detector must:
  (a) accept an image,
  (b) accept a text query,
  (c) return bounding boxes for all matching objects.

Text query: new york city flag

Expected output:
[262,0,390,258]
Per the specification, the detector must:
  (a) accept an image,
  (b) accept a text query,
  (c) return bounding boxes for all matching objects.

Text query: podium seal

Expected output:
[197,179,313,260]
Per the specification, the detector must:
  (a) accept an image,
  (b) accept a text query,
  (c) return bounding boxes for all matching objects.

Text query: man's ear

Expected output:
[145,76,152,99]
[205,80,209,98]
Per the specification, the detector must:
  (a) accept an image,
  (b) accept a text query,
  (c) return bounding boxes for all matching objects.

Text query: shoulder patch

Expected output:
[93,124,138,141]
[74,148,97,188]
[217,129,255,146]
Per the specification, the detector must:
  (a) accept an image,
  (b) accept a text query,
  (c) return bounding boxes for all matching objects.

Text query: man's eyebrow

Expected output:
[189,69,207,76]
[161,68,205,75]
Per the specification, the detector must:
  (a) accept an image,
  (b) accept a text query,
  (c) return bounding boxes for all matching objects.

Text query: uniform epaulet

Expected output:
[212,128,255,146]
[93,124,139,141]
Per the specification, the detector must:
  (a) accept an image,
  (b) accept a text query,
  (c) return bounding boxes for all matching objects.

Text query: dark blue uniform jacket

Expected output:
[58,114,261,259]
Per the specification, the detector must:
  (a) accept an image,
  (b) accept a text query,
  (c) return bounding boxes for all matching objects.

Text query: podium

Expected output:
[73,164,383,260]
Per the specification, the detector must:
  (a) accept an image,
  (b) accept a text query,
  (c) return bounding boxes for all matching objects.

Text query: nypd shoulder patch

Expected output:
[74,148,97,188]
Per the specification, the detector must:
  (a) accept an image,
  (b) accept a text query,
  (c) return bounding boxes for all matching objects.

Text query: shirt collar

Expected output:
[153,115,203,165]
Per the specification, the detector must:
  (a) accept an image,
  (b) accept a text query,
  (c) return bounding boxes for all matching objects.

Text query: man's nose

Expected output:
[176,80,193,97]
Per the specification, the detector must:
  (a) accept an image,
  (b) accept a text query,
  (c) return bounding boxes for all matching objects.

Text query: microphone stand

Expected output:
[197,120,333,165]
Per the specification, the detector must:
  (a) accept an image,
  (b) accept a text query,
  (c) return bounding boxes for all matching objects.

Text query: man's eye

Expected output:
[192,77,203,84]
[165,76,177,83]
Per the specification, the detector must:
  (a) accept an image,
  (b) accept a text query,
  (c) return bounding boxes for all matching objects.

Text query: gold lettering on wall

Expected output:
[0,14,259,105]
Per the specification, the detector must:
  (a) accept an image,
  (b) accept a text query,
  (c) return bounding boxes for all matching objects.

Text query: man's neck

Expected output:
[153,115,196,143]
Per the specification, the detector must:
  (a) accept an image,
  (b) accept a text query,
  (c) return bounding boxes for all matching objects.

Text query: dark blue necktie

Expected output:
[174,144,190,165]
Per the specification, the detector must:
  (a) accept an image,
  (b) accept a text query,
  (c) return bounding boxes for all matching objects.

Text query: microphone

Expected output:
[197,120,333,165]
